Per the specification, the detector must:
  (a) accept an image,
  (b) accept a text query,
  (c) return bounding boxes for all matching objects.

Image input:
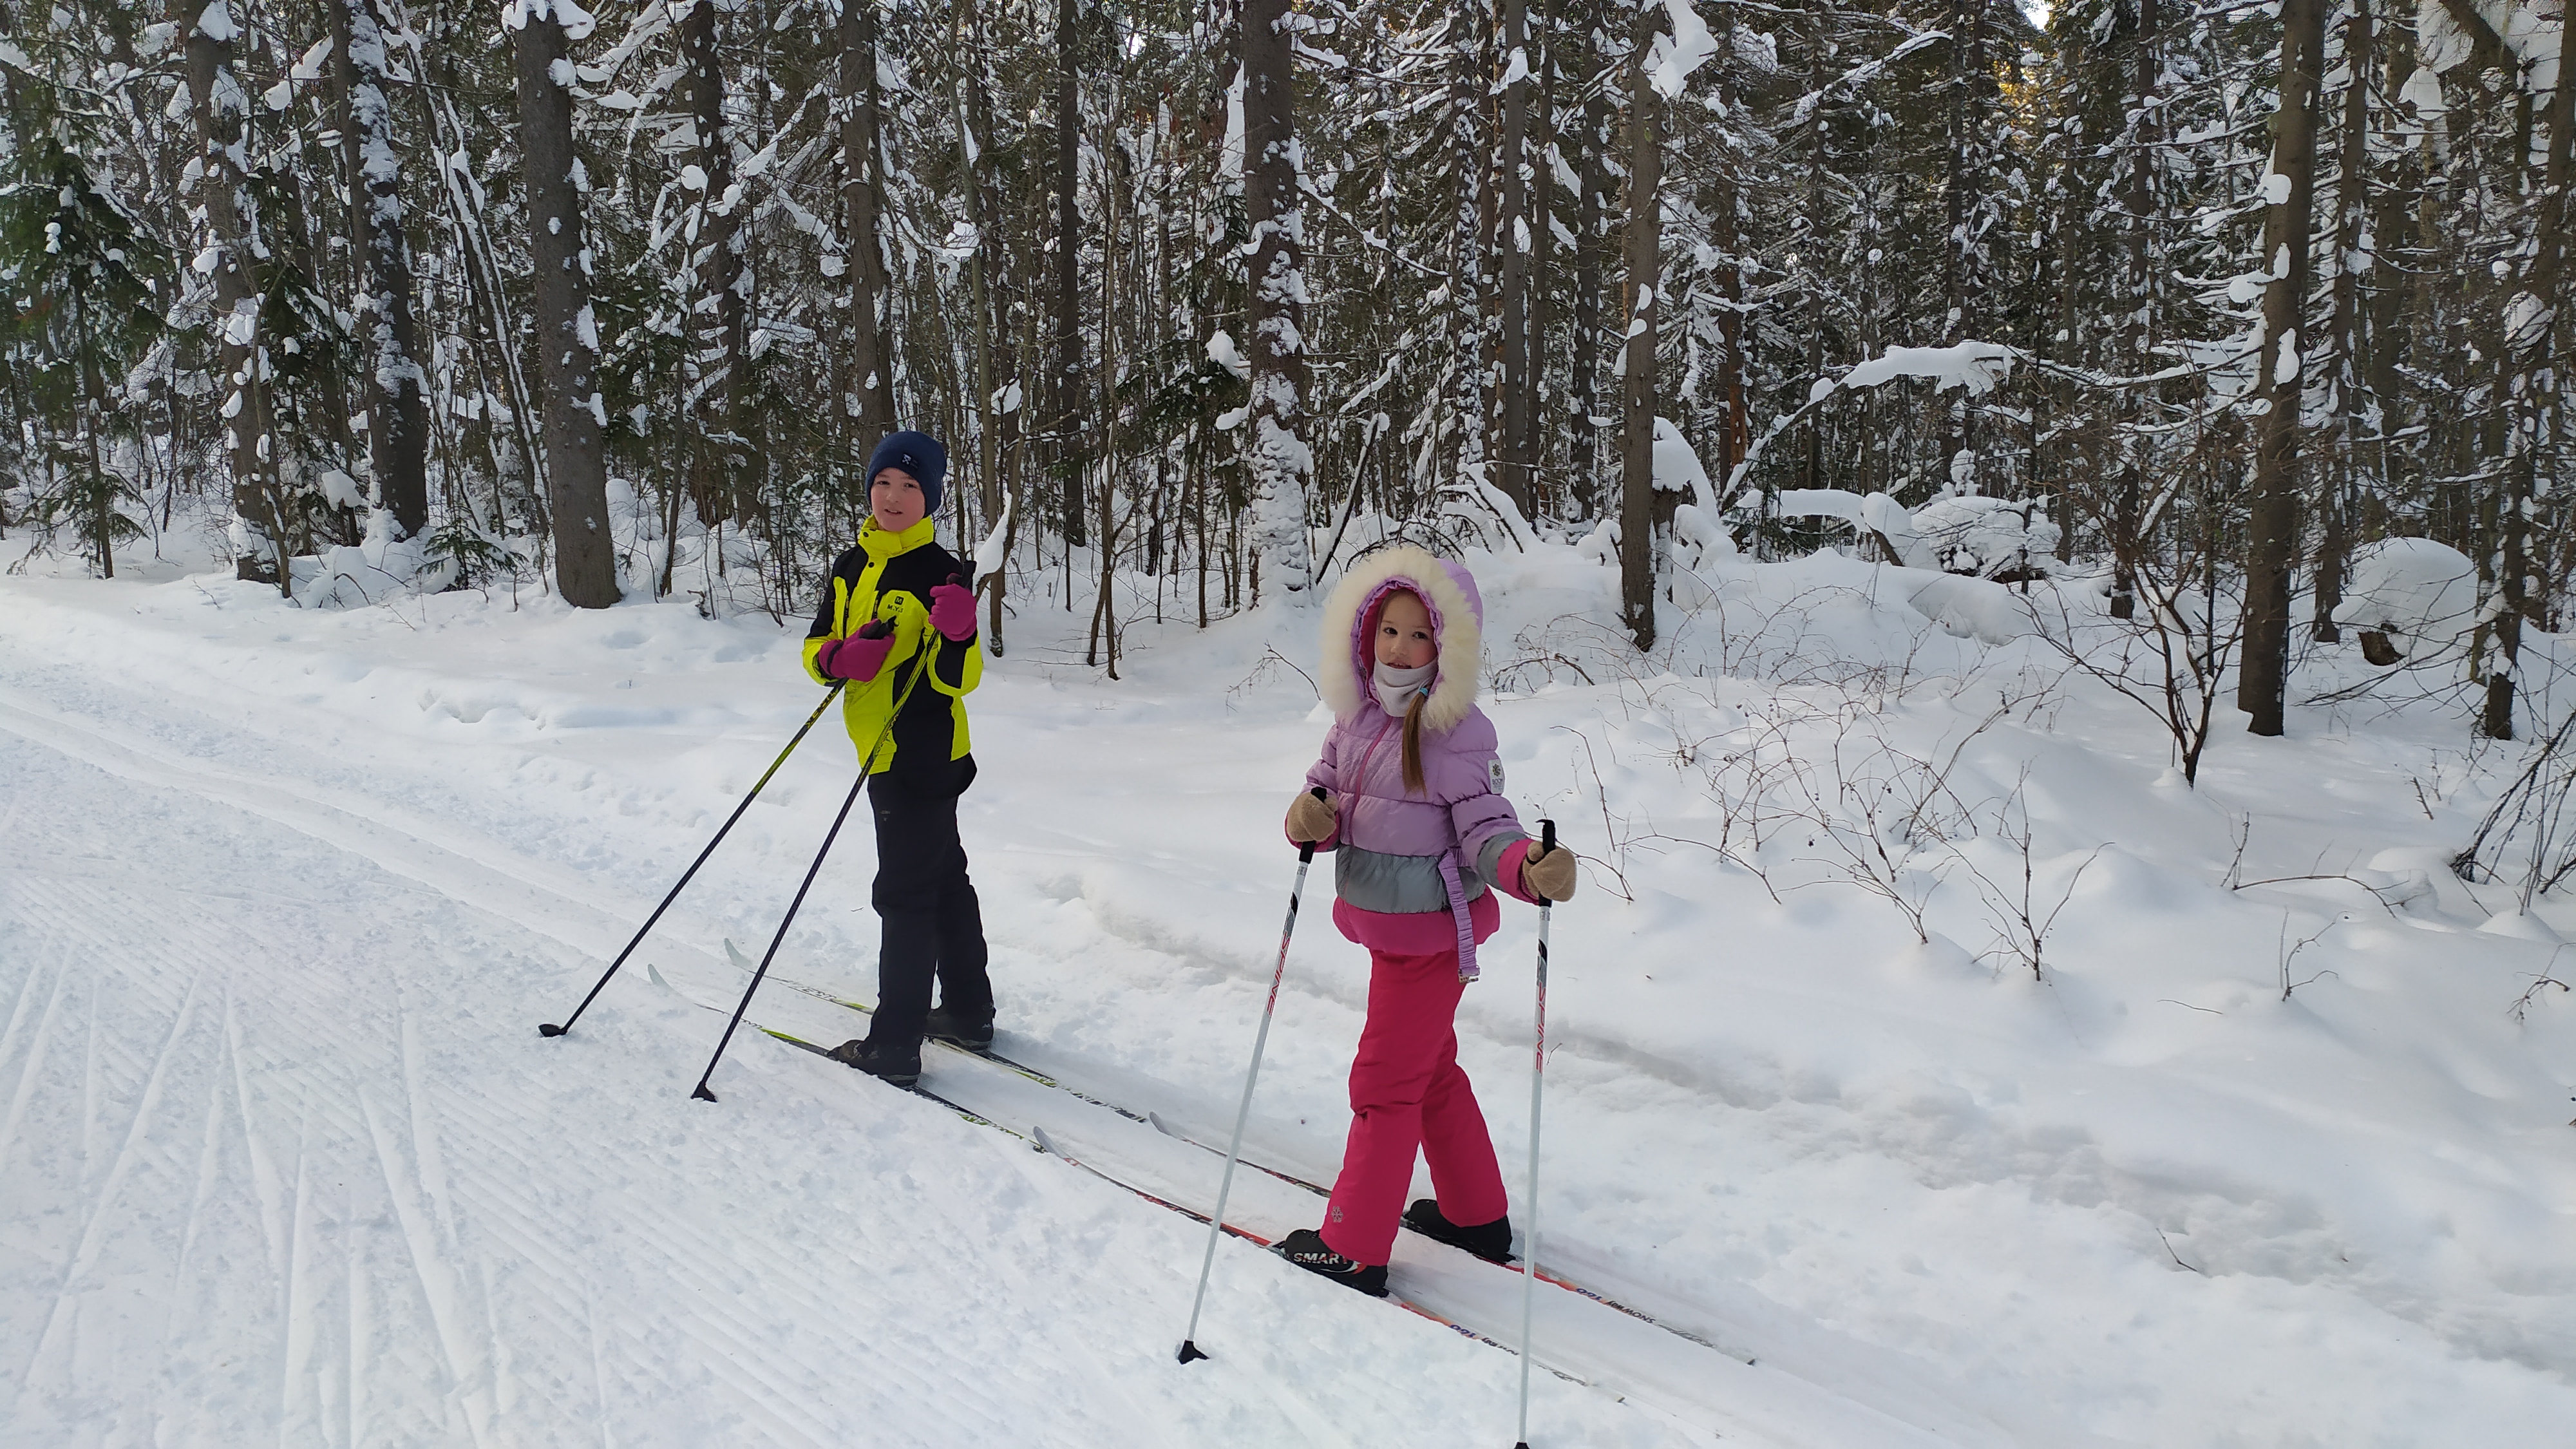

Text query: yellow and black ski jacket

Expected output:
[802,516,981,778]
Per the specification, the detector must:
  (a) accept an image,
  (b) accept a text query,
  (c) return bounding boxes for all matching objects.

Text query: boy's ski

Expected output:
[721,941,1117,1103]
[719,942,1749,1365]
[647,964,1034,1142]
[647,963,1588,1383]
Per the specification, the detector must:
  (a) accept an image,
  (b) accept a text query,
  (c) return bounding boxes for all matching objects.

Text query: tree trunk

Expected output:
[1495,0,1534,518]
[344,0,429,541]
[1243,0,1310,598]
[1449,0,1487,487]
[1051,0,1086,546]
[1937,0,1994,489]
[1707,0,1747,486]
[952,1,1010,647]
[2313,0,2372,644]
[2108,0,2161,621]
[2485,0,2576,739]
[840,0,895,444]
[1524,0,1555,517]
[2239,0,2325,735]
[185,0,282,587]
[682,0,748,527]
[1620,18,1661,650]
[509,0,619,608]
[1571,5,1611,515]
[1799,14,1830,509]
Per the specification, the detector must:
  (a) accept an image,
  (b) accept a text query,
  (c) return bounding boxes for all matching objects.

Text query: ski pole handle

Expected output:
[1540,818,1556,859]
[1297,786,1327,864]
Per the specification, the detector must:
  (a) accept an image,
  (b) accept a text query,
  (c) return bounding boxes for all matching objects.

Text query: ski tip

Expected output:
[1032,1124,1061,1157]
[1148,1110,1171,1136]
[1176,1340,1208,1365]
[538,1023,566,1037]
[724,938,752,969]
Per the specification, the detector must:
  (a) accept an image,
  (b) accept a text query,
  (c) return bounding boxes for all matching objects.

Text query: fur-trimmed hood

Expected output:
[1318,546,1484,731]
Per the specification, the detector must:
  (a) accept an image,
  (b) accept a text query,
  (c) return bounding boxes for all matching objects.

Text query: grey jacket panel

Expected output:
[1334,844,1492,914]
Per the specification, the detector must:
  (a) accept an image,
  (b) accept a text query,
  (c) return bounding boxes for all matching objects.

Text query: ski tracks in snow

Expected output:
[0,742,706,1442]
[0,799,507,1446]
[0,701,1721,1446]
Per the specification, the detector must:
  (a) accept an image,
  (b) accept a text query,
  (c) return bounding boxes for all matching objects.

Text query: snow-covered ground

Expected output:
[5,531,2574,1447]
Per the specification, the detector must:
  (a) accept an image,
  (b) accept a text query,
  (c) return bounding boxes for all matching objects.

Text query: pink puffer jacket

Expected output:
[1295,547,1538,981]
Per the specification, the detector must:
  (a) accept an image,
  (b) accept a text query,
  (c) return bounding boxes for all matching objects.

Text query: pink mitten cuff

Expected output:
[1495,837,1541,905]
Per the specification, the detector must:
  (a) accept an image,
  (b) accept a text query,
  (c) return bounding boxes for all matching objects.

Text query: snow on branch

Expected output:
[1645,1,1720,100]
[1788,30,1949,125]
[1730,341,2019,493]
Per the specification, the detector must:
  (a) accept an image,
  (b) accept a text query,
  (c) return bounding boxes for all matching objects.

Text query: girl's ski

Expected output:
[715,945,1750,1365]
[1025,1124,1589,1384]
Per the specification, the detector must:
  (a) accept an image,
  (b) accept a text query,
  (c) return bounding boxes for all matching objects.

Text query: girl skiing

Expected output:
[1276,546,1577,1296]
[802,430,991,1086]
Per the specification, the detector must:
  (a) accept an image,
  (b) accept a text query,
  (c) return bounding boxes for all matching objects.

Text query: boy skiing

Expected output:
[802,430,992,1085]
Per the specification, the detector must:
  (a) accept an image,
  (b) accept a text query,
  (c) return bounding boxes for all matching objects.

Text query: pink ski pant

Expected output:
[1318,947,1510,1267]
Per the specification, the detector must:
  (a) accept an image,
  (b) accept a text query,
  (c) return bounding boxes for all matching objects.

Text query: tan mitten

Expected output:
[1286,790,1338,844]
[1520,840,1578,902]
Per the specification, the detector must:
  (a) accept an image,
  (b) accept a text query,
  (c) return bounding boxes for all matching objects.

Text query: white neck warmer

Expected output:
[1372,659,1436,718]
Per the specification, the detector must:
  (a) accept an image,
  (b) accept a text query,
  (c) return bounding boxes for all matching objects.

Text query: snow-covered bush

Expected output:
[290,510,436,609]
[1652,416,1715,508]
[1905,572,2032,645]
[2331,537,2478,661]
[1911,495,2060,581]
[1771,488,1926,567]
[1768,488,2056,581]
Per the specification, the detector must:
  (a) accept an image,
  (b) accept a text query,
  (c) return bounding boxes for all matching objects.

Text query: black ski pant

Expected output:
[864,758,990,1048]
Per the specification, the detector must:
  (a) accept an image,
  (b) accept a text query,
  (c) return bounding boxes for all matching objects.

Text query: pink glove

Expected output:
[818,629,895,682]
[929,580,977,641]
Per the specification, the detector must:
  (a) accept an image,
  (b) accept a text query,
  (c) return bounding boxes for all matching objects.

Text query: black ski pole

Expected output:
[689,766,871,1101]
[688,614,945,1101]
[538,678,846,1039]
[1178,786,1329,1365]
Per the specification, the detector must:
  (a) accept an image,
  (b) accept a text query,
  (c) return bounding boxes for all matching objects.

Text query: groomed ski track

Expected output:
[0,625,2009,1446]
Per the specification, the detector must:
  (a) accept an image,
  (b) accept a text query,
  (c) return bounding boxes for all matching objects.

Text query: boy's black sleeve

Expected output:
[808,548,858,639]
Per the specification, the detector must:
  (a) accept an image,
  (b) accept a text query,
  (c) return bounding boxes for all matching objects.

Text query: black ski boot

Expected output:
[923,1006,995,1052]
[827,1036,921,1086]
[1276,1229,1388,1298]
[1403,1198,1513,1264]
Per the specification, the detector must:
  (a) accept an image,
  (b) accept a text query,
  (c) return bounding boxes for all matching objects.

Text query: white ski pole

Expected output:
[1513,819,1557,1448]
[1178,787,1328,1364]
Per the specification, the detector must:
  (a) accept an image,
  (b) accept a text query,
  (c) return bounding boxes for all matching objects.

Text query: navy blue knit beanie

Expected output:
[867,430,947,516]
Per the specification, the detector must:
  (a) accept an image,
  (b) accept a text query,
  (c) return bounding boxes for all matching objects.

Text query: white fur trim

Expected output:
[1317,546,1482,731]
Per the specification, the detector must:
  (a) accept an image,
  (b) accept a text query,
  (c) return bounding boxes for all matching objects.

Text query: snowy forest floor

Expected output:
[4,531,2575,1448]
